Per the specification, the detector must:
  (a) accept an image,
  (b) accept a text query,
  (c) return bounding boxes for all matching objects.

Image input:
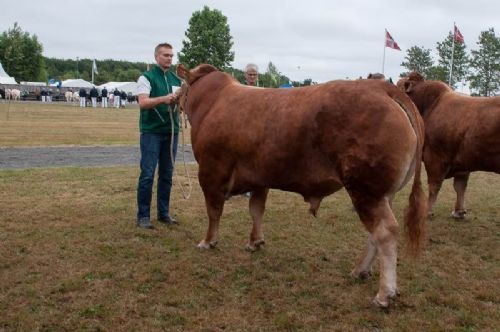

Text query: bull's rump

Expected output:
[424,94,500,173]
[194,80,417,197]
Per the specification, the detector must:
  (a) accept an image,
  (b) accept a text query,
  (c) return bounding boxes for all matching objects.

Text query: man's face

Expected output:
[245,69,258,86]
[155,47,174,70]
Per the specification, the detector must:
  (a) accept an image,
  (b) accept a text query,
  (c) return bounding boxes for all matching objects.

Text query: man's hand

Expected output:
[163,93,176,104]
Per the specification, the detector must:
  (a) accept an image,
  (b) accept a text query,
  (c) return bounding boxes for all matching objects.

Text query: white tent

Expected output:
[61,79,94,88]
[0,61,18,84]
[98,81,139,95]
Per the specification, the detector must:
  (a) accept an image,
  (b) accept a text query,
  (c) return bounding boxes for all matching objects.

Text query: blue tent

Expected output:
[279,83,293,89]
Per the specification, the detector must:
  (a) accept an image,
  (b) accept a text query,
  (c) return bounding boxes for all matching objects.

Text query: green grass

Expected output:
[0,166,498,331]
[0,101,191,146]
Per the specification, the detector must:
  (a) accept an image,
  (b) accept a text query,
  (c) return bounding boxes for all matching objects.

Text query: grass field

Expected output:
[0,102,499,331]
[0,101,191,146]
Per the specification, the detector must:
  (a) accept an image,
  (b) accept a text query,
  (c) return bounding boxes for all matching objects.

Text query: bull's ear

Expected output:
[176,64,189,81]
[404,81,413,93]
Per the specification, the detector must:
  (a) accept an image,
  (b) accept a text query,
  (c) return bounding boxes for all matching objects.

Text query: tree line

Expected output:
[401,27,500,96]
[1,6,498,95]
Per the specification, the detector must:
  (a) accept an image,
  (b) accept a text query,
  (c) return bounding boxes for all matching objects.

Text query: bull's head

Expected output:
[367,73,385,80]
[175,64,219,114]
[397,72,424,93]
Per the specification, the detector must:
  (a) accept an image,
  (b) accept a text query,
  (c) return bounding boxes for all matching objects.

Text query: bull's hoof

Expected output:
[352,270,372,280]
[372,291,399,308]
[197,240,217,249]
[372,296,389,308]
[451,210,467,219]
[245,239,265,252]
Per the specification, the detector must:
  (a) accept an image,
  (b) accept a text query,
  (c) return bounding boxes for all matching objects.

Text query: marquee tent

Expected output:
[98,81,139,95]
[61,79,94,88]
[0,61,18,84]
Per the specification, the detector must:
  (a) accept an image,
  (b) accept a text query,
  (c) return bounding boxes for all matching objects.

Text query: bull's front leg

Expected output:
[451,172,470,219]
[246,188,269,252]
[198,191,225,249]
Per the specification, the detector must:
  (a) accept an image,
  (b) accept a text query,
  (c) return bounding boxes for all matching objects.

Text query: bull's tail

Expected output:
[390,89,427,257]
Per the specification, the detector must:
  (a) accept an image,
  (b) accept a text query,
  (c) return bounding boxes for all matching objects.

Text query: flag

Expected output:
[454,24,464,43]
[92,59,98,75]
[385,30,401,50]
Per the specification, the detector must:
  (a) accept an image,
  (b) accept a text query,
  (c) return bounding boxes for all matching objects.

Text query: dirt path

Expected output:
[0,145,195,170]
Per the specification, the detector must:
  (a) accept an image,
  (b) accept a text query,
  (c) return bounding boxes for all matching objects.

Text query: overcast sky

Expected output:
[1,0,498,83]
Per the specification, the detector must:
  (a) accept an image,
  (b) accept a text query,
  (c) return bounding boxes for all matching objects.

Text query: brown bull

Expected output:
[398,72,500,218]
[177,64,426,307]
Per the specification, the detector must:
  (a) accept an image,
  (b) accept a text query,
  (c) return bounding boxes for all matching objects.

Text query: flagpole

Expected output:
[382,29,387,74]
[449,23,455,86]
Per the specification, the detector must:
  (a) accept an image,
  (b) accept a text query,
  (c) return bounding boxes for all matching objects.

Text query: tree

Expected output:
[401,46,434,77]
[178,6,234,69]
[0,22,46,82]
[436,32,469,88]
[260,62,282,87]
[425,66,448,81]
[468,28,500,96]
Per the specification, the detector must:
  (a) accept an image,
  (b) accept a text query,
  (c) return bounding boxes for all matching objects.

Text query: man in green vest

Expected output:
[136,42,181,229]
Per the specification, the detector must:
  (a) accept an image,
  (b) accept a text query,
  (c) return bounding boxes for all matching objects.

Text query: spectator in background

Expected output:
[79,88,87,107]
[113,88,121,108]
[47,89,53,102]
[101,86,108,108]
[41,89,47,102]
[120,90,128,107]
[89,86,98,108]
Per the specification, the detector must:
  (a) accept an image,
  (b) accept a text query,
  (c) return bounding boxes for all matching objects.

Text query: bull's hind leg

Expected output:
[351,234,377,280]
[246,188,269,252]
[451,172,470,219]
[352,197,399,307]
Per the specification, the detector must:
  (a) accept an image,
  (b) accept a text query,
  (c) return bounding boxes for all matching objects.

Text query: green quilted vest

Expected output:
[140,65,181,133]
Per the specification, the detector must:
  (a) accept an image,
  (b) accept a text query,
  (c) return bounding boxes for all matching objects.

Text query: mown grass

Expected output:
[0,101,191,146]
[0,165,498,331]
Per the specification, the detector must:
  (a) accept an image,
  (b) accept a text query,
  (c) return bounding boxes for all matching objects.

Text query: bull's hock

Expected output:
[0,145,195,169]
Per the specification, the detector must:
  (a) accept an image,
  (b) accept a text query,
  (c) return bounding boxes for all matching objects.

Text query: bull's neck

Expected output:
[185,73,232,128]
[412,82,449,116]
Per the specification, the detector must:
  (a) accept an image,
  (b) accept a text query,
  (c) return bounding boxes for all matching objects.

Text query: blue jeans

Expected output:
[137,133,178,220]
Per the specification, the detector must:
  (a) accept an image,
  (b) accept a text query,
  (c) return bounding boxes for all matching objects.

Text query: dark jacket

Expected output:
[89,87,98,98]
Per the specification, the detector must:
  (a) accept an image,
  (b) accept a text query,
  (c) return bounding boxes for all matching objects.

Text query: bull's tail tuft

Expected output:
[404,170,427,257]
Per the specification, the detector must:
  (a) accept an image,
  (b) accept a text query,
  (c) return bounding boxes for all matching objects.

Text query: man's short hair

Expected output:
[155,43,173,55]
[245,63,259,73]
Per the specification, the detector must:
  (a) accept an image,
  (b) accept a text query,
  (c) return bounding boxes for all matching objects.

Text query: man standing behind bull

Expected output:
[244,63,259,86]
[238,63,259,198]
[135,42,181,229]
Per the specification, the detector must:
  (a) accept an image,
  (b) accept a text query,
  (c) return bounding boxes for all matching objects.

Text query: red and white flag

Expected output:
[454,24,464,43]
[385,30,401,50]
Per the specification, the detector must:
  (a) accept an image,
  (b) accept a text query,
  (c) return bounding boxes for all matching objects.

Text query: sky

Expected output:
[1,0,498,83]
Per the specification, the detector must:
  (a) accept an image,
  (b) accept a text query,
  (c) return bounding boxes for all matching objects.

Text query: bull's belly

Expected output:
[229,167,343,198]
